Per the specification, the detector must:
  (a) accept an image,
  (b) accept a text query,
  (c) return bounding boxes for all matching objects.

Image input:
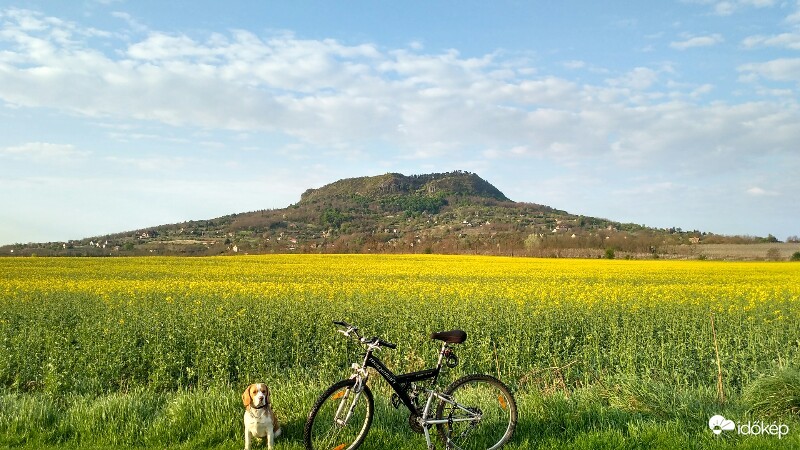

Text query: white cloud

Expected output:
[742,32,800,50]
[789,8,800,25]
[746,186,779,196]
[613,181,678,196]
[0,142,90,162]
[739,58,800,82]
[715,2,737,15]
[110,11,149,34]
[606,67,659,90]
[741,1,800,50]
[0,7,798,180]
[126,33,209,60]
[685,0,776,15]
[103,155,192,172]
[670,34,724,50]
[562,60,586,70]
[740,0,776,7]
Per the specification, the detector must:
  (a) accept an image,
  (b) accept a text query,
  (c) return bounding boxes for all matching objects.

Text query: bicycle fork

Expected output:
[333,387,363,426]
[334,364,369,427]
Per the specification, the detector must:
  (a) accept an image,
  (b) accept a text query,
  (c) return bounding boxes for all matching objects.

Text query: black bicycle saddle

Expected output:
[430,329,467,344]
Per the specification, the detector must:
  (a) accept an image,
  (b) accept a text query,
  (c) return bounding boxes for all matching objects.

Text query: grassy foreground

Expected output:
[1,255,800,448]
[2,381,799,449]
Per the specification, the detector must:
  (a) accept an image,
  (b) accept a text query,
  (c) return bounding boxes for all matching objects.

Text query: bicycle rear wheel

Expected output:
[304,378,374,450]
[435,374,517,450]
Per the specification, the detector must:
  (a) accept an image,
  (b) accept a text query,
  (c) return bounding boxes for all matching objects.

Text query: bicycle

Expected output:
[303,321,518,450]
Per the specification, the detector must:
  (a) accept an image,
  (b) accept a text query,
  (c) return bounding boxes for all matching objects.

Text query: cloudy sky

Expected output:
[1,0,799,245]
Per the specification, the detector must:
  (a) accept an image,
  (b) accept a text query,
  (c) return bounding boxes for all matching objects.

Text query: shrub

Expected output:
[766,248,782,261]
[743,367,800,418]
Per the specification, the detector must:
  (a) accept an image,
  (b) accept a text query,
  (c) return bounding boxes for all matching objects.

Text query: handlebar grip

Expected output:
[379,339,397,349]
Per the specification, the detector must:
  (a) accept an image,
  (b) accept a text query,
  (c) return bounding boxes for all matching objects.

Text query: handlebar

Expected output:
[333,320,396,350]
[376,338,397,349]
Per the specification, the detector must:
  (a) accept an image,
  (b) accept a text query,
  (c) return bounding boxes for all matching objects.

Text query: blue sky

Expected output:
[1,0,799,245]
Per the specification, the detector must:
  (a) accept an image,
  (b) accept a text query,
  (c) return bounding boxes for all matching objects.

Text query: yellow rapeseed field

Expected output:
[1,255,798,395]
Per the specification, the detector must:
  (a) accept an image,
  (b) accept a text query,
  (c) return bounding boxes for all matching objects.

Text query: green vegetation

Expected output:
[3,171,791,258]
[1,256,799,448]
[320,208,349,229]
[379,192,448,216]
[743,367,800,418]
[4,382,799,449]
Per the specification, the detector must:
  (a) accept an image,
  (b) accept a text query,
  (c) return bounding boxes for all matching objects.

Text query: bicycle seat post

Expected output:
[435,342,449,370]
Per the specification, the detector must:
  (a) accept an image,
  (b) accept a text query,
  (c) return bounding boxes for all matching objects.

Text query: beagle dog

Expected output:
[242,383,281,450]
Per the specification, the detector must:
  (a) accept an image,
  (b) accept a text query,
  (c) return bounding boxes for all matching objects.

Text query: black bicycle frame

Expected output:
[364,353,440,415]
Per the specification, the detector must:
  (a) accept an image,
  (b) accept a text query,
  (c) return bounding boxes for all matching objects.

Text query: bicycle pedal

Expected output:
[391,393,401,409]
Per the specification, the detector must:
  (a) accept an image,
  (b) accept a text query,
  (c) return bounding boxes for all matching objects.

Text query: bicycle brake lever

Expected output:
[340,327,363,341]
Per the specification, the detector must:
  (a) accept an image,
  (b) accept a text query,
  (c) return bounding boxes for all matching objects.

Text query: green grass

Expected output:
[742,367,800,418]
[2,378,799,449]
[2,256,800,448]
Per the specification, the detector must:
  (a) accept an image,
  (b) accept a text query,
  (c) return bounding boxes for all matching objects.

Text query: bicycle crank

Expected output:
[408,413,425,434]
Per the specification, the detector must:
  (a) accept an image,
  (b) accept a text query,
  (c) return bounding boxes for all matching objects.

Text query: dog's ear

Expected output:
[242,385,252,408]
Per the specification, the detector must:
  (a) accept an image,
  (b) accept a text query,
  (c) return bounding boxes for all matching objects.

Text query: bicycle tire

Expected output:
[304,378,374,450]
[435,374,517,450]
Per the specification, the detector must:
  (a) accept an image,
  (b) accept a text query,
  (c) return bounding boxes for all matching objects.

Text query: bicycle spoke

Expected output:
[436,375,517,450]
[305,381,374,450]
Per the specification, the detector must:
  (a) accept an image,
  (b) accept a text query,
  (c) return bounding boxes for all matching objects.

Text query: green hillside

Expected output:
[1,171,781,258]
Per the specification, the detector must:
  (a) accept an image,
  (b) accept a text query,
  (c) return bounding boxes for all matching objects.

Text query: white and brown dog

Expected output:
[242,383,281,450]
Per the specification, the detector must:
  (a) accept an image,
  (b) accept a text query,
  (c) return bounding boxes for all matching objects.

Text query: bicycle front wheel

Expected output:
[304,378,374,450]
[435,374,517,450]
